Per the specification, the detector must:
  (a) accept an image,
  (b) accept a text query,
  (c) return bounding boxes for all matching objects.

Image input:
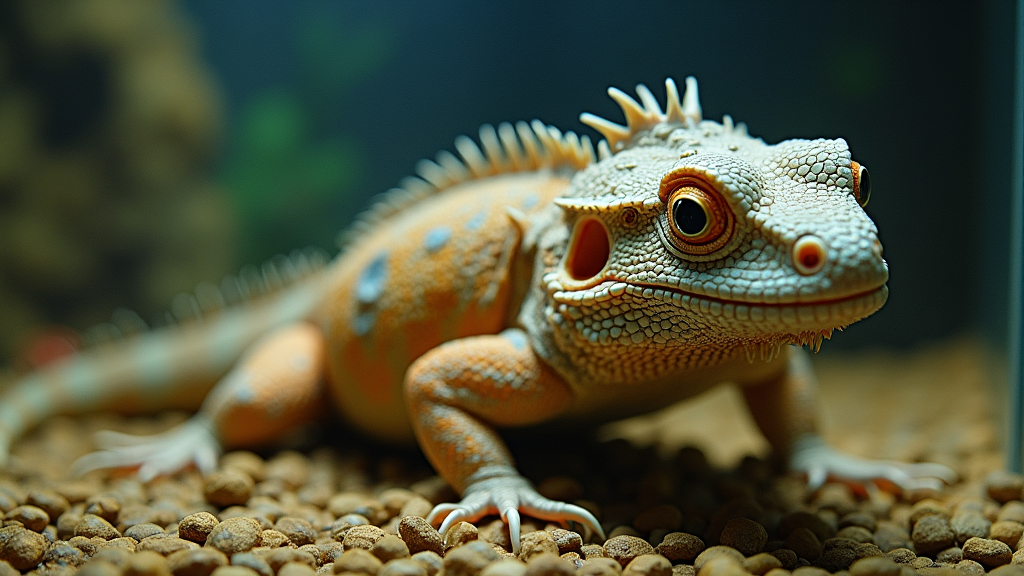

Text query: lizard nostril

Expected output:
[793,235,827,275]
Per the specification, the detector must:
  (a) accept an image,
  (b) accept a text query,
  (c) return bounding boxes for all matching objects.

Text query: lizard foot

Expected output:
[791,435,957,492]
[70,416,221,481]
[427,474,605,553]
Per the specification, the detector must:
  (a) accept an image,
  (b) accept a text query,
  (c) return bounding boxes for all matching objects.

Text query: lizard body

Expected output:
[0,78,953,550]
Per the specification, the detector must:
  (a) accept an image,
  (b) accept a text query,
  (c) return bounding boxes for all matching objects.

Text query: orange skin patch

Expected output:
[317,173,570,443]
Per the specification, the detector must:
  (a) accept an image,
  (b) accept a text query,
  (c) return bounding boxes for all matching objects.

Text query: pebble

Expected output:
[784,527,822,560]
[577,557,623,576]
[778,512,835,542]
[634,505,683,532]
[951,512,991,545]
[4,505,48,532]
[743,552,783,575]
[264,548,317,571]
[962,537,1013,567]
[936,546,963,563]
[136,536,200,555]
[480,558,527,576]
[443,540,501,576]
[720,518,767,556]
[836,526,875,544]
[126,523,167,541]
[342,524,386,550]
[371,534,410,562]
[257,530,290,548]
[769,548,798,569]
[694,545,745,571]
[124,550,173,576]
[849,556,902,576]
[275,517,317,547]
[179,512,219,544]
[549,529,582,554]
[166,548,228,576]
[986,472,1024,504]
[381,557,430,576]
[26,489,70,521]
[0,525,48,570]
[220,452,266,483]
[655,532,705,563]
[605,535,656,568]
[85,495,122,523]
[524,552,574,576]
[207,517,262,555]
[840,513,878,533]
[913,515,955,556]
[410,550,443,576]
[43,541,86,566]
[76,513,122,540]
[518,530,557,562]
[445,522,479,551]
[70,535,110,556]
[204,471,255,508]
[991,520,1024,547]
[210,567,258,576]
[398,516,443,555]
[278,562,316,576]
[229,552,272,576]
[957,559,986,575]
[1001,502,1024,524]
[399,497,434,519]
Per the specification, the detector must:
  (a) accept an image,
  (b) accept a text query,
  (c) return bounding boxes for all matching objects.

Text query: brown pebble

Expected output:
[951,513,991,546]
[720,518,767,556]
[548,529,582,554]
[4,505,48,533]
[836,526,874,544]
[956,559,986,574]
[672,566,695,576]
[342,524,386,551]
[124,550,173,576]
[743,553,783,575]
[605,536,656,568]
[85,495,122,524]
[523,552,574,576]
[885,547,915,565]
[913,516,955,557]
[0,525,48,570]
[43,541,86,566]
[370,534,410,562]
[265,548,317,572]
[873,522,911,553]
[694,546,745,571]
[910,500,952,526]
[410,550,443,576]
[70,535,109,556]
[210,567,259,576]
[108,537,138,551]
[697,555,747,576]
[986,472,1024,504]
[784,528,822,561]
[127,523,167,541]
[623,554,671,576]
[204,471,254,508]
[443,540,502,576]
[26,490,70,521]
[207,517,262,555]
[962,537,1013,567]
[656,532,705,563]
[778,512,835,542]
[769,549,798,570]
[327,494,387,525]
[230,552,273,576]
[179,512,218,544]
[444,522,479,551]
[167,548,229,576]
[258,530,291,549]
[1001,502,1024,524]
[276,518,317,547]
[137,536,200,555]
[278,562,316,576]
[398,497,433,520]
[841,513,878,533]
[849,556,901,576]
[910,556,934,569]
[76,514,121,540]
[513,530,555,562]
[381,558,430,576]
[812,546,857,572]
[398,516,443,556]
[992,521,1024,548]
[937,547,964,564]
[578,557,622,576]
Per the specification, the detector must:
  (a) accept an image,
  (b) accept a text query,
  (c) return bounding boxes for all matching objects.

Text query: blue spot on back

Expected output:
[465,210,487,231]
[424,226,452,253]
[521,192,539,209]
[501,329,529,351]
[352,312,375,337]
[356,253,388,305]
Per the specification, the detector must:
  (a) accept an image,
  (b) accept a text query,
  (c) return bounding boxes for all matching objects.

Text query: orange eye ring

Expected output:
[851,161,871,208]
[663,181,733,255]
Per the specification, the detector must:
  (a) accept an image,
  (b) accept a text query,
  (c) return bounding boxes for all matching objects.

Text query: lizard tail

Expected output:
[0,276,325,466]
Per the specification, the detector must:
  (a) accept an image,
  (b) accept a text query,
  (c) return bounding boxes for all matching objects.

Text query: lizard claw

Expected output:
[427,474,604,553]
[71,416,221,481]
[791,435,956,492]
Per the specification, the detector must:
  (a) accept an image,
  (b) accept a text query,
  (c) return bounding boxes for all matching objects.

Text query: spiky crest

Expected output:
[580,77,703,152]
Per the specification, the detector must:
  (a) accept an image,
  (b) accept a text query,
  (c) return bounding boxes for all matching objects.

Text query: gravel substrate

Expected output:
[0,339,1013,575]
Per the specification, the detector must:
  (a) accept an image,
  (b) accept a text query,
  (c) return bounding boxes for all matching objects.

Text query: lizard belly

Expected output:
[316,173,570,443]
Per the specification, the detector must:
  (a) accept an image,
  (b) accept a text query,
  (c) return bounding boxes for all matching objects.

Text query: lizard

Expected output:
[0,77,955,552]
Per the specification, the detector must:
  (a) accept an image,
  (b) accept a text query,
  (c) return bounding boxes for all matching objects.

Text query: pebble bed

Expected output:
[1,415,1024,576]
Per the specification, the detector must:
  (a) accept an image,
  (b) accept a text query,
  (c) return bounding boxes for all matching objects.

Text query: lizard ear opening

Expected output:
[565,218,610,282]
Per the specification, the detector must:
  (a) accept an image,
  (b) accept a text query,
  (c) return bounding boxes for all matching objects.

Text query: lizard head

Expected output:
[542,78,885,367]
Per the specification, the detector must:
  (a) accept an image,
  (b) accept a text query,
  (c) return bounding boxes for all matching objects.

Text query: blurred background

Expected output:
[0,0,1015,368]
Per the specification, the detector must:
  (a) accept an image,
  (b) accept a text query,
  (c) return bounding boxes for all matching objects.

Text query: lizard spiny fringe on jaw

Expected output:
[741,328,838,363]
[337,120,594,251]
[581,77,704,153]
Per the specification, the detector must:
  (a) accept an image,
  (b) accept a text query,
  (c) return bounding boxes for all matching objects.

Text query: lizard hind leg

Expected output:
[72,323,329,480]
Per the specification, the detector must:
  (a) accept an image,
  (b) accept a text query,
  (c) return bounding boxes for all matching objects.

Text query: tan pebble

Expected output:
[523,552,574,576]
[221,452,266,482]
[137,536,200,555]
[299,545,323,565]
[992,521,1024,547]
[379,558,429,576]
[720,518,767,556]
[84,496,121,524]
[378,489,416,517]
[107,537,138,551]
[986,472,1024,504]
[784,528,822,561]
[477,519,512,551]
[962,537,1012,567]
[398,517,442,556]
[840,514,878,533]
[873,523,911,553]
[26,490,70,521]
[849,556,901,576]
[166,547,229,576]
[814,484,858,517]
[4,505,48,533]
[43,541,86,566]
[69,535,108,556]
[548,529,582,554]
[207,517,262,555]
[605,536,656,568]
[126,523,167,542]
[836,527,874,544]
[1015,548,1024,564]
[204,471,254,508]
[561,551,583,569]
[910,501,953,526]
[76,514,121,540]
[77,559,121,576]
[1000,502,1024,524]
[0,527,43,571]
[124,550,173,576]
[518,530,557,562]
[265,548,318,572]
[370,535,409,562]
[342,524,385,551]
[955,559,985,574]
[279,562,317,576]
[333,548,382,574]
[790,567,830,576]
[442,541,501,576]
[258,530,292,549]
[210,567,260,576]
[935,547,963,564]
[480,557,526,576]
[696,555,746,576]
[444,522,479,552]
[582,544,609,559]
[179,513,218,544]
[989,566,1024,576]
[229,551,273,576]
[656,532,705,563]
[811,546,856,572]
[634,505,683,533]
[884,548,916,565]
[913,516,955,557]
[263,451,310,489]
[744,553,783,575]
[327,494,387,525]
[672,566,696,576]
[778,513,835,542]
[769,549,798,570]
[693,546,745,571]
[410,550,443,576]
[950,513,990,546]
[276,518,317,547]
[398,497,433,520]
[911,557,935,568]
[578,557,624,576]
[56,511,83,540]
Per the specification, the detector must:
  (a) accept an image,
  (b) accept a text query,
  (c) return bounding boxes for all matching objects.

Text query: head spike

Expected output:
[634,84,663,117]
[682,76,702,123]
[722,114,734,131]
[664,78,686,124]
[579,112,630,150]
[597,139,612,160]
[607,87,658,133]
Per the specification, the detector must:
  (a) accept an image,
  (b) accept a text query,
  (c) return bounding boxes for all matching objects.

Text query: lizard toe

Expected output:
[71,416,220,479]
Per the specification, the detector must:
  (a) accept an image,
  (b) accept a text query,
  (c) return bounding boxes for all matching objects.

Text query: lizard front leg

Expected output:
[405,328,603,552]
[740,346,956,491]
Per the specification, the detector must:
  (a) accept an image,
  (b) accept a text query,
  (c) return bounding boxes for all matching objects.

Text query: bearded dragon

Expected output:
[0,78,954,551]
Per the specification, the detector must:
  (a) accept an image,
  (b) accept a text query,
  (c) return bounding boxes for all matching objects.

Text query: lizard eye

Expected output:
[664,181,733,255]
[851,161,871,208]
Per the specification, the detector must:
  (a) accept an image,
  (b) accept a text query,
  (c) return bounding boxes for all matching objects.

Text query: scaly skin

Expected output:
[0,78,955,552]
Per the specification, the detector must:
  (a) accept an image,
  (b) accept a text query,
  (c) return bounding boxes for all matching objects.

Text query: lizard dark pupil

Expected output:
[859,167,871,200]
[673,198,707,236]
